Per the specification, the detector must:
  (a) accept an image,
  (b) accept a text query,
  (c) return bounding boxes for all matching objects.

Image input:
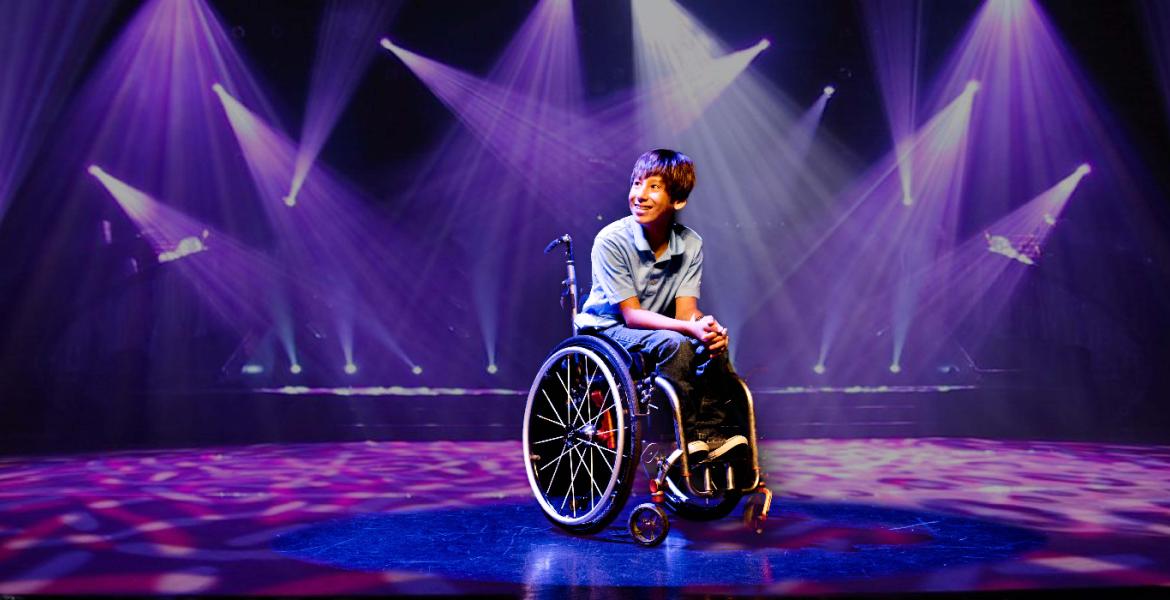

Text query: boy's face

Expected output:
[629,174,686,228]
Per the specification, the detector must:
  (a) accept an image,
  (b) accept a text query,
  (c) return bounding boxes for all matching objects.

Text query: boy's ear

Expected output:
[673,198,688,211]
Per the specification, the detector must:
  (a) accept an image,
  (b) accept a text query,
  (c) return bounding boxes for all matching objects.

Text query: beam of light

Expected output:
[761,84,977,381]
[0,0,112,224]
[214,82,426,377]
[289,0,398,204]
[1142,0,1170,131]
[87,165,285,334]
[380,0,591,378]
[887,164,1092,363]
[861,0,923,214]
[344,362,358,375]
[787,87,834,163]
[923,0,1126,219]
[289,363,302,375]
[379,38,595,183]
[488,0,584,112]
[632,0,771,140]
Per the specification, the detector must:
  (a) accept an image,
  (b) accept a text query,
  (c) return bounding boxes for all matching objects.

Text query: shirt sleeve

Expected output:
[593,234,637,304]
[676,239,702,299]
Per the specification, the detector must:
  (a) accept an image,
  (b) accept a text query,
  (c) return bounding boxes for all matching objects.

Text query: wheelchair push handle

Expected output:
[544,234,579,335]
[543,234,574,261]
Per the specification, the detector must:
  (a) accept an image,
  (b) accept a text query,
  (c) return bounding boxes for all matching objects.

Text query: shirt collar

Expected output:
[629,217,685,262]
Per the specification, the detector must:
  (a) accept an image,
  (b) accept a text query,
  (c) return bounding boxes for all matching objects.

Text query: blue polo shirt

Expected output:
[575,216,703,330]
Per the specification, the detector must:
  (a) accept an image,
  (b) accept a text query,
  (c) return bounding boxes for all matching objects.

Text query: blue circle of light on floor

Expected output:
[272,501,1044,586]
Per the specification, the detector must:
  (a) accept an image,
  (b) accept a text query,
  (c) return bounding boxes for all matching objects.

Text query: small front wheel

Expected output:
[629,503,670,546]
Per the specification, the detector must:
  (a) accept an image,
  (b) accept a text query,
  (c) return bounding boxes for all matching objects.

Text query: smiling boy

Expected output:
[575,149,747,462]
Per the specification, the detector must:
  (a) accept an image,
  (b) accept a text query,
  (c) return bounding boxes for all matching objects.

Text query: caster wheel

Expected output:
[629,503,670,546]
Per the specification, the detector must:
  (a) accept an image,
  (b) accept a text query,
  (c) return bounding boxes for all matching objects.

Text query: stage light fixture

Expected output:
[823,85,836,97]
[1076,163,1092,176]
[344,363,357,375]
[813,363,826,375]
[87,164,103,177]
[379,37,394,51]
[242,364,263,375]
[290,364,302,374]
[283,193,297,207]
[411,365,423,375]
[757,38,771,51]
[1043,213,1056,225]
[486,364,498,374]
[965,80,981,94]
[901,192,914,206]
[889,364,902,374]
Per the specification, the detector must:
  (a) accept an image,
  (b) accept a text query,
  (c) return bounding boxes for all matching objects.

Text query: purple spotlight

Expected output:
[757,38,771,51]
[379,37,394,52]
[823,85,836,97]
[283,193,297,207]
[889,364,902,374]
[965,80,981,94]
[901,191,914,207]
[241,364,263,375]
[211,82,226,96]
[344,363,357,375]
[290,364,302,375]
[486,363,498,375]
[813,363,826,375]
[87,164,103,177]
[411,365,423,375]
[1076,163,1092,176]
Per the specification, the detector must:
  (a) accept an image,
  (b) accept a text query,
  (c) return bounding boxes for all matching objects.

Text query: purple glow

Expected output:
[290,0,397,203]
[344,363,358,375]
[289,364,302,375]
[823,85,836,97]
[0,1,112,223]
[861,0,922,224]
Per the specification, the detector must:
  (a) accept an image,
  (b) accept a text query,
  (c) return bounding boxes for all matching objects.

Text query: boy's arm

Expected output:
[619,297,726,356]
[674,296,702,321]
[619,297,712,340]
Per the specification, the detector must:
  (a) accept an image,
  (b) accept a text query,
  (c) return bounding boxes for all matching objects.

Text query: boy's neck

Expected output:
[640,220,672,258]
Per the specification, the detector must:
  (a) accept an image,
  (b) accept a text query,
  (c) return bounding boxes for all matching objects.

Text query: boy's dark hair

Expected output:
[630,148,696,201]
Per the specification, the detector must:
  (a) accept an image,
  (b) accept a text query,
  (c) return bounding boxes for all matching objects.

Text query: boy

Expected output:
[575,149,747,462]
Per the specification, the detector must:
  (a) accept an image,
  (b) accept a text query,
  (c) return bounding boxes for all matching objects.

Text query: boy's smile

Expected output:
[629,175,686,228]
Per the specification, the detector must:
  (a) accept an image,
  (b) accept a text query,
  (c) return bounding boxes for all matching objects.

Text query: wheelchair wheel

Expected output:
[523,335,641,534]
[662,450,743,521]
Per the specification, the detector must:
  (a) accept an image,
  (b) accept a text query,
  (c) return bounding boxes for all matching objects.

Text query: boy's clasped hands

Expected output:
[689,314,728,357]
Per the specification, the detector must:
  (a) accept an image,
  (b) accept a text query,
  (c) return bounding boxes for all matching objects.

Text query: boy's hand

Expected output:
[689,315,729,357]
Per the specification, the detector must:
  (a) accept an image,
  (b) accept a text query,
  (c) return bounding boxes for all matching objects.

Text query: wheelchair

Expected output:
[522,235,773,546]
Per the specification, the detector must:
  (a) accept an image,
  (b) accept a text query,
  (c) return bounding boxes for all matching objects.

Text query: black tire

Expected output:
[629,503,670,546]
[523,336,641,534]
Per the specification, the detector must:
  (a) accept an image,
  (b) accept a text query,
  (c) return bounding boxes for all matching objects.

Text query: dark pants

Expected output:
[599,324,743,443]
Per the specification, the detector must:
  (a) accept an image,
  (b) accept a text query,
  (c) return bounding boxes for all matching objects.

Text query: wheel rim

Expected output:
[523,346,627,526]
[631,506,666,543]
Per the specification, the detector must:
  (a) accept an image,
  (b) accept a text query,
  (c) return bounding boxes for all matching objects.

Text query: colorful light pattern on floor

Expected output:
[1,438,1168,595]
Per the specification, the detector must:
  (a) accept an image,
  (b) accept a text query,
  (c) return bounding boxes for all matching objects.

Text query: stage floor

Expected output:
[1,438,1168,596]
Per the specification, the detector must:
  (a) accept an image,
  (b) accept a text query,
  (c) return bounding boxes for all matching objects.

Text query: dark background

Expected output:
[1,0,1167,453]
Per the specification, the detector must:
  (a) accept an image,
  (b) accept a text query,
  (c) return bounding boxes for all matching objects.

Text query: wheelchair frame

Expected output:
[523,234,772,545]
